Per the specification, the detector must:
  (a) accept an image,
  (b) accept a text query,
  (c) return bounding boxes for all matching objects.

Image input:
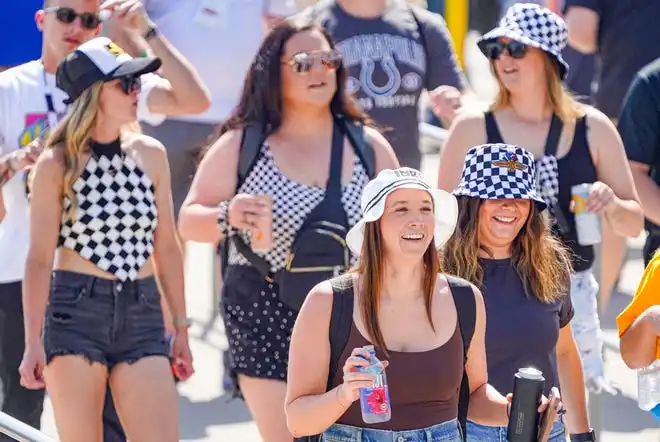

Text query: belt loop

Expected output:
[84,276,96,297]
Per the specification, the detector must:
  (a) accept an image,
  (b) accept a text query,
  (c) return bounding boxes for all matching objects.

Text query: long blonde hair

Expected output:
[44,82,141,222]
[442,197,572,304]
[491,53,584,123]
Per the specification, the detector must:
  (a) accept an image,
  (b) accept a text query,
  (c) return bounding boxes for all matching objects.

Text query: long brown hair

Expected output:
[347,221,441,357]
[199,20,373,160]
[491,52,584,123]
[443,197,572,304]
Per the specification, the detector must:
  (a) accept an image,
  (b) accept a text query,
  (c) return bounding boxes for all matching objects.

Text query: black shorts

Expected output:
[44,270,169,369]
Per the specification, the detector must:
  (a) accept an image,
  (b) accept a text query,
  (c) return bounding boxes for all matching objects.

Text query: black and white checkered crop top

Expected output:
[58,139,158,282]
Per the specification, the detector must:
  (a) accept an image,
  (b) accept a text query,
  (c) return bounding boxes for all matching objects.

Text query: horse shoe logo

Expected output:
[360,57,401,98]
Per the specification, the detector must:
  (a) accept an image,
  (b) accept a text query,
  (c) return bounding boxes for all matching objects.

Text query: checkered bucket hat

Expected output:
[478,3,569,79]
[453,143,547,211]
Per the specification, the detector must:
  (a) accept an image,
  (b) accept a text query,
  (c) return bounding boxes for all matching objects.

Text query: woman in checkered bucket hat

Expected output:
[443,143,594,442]
[438,2,644,397]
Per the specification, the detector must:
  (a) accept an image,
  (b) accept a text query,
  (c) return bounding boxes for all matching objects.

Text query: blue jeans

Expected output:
[466,419,566,442]
[322,419,463,441]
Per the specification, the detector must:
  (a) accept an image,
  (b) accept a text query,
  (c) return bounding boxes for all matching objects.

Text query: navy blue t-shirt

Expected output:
[480,258,574,397]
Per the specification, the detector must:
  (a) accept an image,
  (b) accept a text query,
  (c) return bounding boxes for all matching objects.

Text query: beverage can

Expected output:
[571,183,601,246]
[251,195,273,253]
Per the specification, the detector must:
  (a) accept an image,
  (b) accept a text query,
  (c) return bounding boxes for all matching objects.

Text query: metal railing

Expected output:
[0,412,57,442]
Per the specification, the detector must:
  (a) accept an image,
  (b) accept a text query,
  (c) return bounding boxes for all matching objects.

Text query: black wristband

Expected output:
[570,430,596,442]
[143,25,159,41]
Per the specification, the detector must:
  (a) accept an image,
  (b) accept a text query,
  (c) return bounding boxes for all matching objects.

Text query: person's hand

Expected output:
[19,343,47,390]
[336,347,388,407]
[428,85,463,122]
[505,387,563,420]
[10,139,44,173]
[170,331,194,381]
[585,181,616,215]
[100,0,153,35]
[227,194,271,232]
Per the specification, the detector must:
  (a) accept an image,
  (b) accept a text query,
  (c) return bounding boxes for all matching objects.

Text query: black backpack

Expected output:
[294,274,476,441]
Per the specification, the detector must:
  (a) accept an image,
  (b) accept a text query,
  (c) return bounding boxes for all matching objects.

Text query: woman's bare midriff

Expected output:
[53,247,155,280]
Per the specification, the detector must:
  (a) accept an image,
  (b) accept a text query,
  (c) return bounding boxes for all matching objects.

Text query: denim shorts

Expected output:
[322,419,463,441]
[466,419,566,442]
[44,270,169,369]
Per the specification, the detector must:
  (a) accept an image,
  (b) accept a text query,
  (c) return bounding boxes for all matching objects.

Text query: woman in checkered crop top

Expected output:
[19,40,192,441]
[178,21,398,442]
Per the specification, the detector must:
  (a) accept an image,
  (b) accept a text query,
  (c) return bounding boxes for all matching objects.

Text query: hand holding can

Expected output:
[251,195,273,253]
[571,183,602,246]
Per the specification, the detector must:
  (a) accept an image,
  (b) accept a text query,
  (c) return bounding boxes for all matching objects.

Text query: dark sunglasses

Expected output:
[118,76,142,95]
[283,50,342,74]
[483,40,528,60]
[44,6,101,30]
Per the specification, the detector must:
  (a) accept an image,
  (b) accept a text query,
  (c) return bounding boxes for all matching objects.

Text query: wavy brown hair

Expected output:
[443,196,572,304]
[199,19,373,160]
[344,221,441,358]
[491,52,585,124]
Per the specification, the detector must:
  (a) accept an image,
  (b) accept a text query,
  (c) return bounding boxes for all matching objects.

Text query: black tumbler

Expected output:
[507,367,545,442]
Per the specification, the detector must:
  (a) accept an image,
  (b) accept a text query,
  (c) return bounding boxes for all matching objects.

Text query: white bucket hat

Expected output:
[346,168,458,256]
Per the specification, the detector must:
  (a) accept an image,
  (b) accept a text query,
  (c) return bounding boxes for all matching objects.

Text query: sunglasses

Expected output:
[44,6,101,30]
[283,50,342,74]
[483,40,528,60]
[118,76,142,95]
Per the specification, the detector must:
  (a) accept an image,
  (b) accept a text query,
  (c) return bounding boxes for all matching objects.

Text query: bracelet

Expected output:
[217,200,231,235]
[143,25,159,41]
[172,317,191,329]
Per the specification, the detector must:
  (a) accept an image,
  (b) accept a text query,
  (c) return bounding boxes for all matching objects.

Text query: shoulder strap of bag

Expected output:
[445,274,477,441]
[328,276,355,389]
[334,116,376,178]
[543,114,563,157]
[237,123,268,191]
[293,276,354,442]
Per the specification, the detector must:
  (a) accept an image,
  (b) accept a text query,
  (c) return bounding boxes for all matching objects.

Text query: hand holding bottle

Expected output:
[337,346,388,407]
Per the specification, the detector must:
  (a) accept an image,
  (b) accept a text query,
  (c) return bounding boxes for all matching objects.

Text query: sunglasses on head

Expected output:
[483,40,528,60]
[44,6,101,30]
[118,76,141,95]
[283,50,342,74]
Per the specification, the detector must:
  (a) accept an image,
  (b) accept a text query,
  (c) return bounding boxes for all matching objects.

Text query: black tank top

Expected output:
[484,111,598,271]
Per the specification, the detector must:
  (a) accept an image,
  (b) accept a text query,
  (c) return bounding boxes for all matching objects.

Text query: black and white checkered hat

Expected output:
[453,143,547,211]
[478,3,569,79]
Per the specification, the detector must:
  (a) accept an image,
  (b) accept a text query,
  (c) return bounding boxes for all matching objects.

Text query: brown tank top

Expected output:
[329,319,464,431]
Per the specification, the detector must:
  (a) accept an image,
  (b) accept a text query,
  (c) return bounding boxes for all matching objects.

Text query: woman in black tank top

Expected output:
[437,4,643,398]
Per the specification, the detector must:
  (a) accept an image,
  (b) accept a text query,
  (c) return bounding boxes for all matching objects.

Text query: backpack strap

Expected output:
[334,116,376,179]
[328,276,355,390]
[293,276,354,442]
[237,124,267,190]
[445,275,477,441]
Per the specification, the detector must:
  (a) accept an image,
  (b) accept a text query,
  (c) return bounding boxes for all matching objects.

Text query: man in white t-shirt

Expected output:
[110,0,297,219]
[0,0,209,439]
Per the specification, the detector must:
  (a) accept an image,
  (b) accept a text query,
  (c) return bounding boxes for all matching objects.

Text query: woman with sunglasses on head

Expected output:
[438,3,643,396]
[443,143,592,442]
[285,167,555,441]
[18,38,193,442]
[178,19,399,442]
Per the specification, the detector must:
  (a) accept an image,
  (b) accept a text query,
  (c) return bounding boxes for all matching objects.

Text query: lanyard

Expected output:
[42,64,64,133]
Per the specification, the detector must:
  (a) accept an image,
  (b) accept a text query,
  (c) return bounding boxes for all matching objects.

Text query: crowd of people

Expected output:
[0,0,659,442]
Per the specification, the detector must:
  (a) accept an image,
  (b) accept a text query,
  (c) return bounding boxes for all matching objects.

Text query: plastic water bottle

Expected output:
[358,345,391,424]
[638,360,660,420]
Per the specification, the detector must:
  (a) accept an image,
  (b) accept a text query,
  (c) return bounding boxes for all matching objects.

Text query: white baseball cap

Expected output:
[346,168,458,256]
